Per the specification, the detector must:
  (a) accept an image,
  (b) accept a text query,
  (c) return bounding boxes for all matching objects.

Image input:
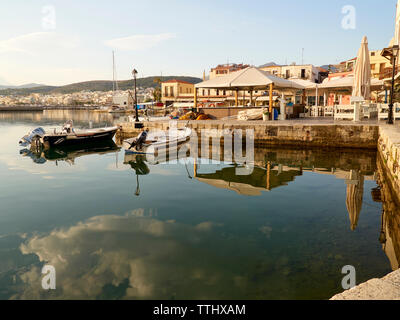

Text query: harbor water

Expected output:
[0,110,398,300]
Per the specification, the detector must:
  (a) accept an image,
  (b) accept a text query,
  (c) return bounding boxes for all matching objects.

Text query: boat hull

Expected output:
[43,127,118,148]
[123,128,191,155]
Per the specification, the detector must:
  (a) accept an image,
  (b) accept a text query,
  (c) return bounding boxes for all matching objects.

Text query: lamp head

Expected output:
[393,45,400,57]
[132,69,138,77]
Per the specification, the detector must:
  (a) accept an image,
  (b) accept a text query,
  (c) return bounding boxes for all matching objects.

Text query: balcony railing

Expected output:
[379,66,399,80]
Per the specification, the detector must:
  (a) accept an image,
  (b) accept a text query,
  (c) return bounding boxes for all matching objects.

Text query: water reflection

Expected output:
[20,141,120,165]
[0,110,123,127]
[345,170,364,231]
[125,155,150,196]
[4,114,400,299]
[123,146,375,233]
[376,155,400,271]
[15,209,258,300]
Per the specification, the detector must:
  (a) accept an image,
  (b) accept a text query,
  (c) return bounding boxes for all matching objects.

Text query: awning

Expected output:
[195,67,305,90]
[318,75,383,90]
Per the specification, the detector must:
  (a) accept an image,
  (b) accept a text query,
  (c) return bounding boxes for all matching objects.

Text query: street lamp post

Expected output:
[388,45,399,125]
[132,68,144,129]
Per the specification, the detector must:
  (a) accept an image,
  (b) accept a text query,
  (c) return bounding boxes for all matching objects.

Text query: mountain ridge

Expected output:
[0,76,202,96]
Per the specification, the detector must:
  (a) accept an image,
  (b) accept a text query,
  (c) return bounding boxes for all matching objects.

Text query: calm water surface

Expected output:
[0,110,397,300]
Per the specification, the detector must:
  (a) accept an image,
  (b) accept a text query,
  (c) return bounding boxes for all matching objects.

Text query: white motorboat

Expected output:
[123,127,192,155]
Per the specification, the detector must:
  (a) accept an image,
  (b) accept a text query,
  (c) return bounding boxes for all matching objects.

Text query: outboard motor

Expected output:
[19,127,46,147]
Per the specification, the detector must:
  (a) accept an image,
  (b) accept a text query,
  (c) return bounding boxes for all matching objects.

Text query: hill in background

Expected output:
[0,76,202,96]
[0,83,46,90]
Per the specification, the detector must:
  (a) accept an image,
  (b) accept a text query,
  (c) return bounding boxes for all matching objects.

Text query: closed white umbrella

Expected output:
[394,0,400,46]
[352,36,371,100]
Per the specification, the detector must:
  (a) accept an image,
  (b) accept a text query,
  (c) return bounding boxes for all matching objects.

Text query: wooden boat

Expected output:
[19,120,119,148]
[123,127,192,155]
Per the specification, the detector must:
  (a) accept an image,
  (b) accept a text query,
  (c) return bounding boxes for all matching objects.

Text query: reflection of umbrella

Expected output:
[352,36,371,100]
[346,170,364,231]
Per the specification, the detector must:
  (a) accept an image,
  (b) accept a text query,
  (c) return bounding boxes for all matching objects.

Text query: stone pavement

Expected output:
[331,269,400,300]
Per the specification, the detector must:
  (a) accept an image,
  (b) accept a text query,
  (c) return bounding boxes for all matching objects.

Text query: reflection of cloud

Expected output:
[104,33,176,51]
[14,209,262,300]
[259,226,272,239]
[148,166,180,176]
[106,162,129,172]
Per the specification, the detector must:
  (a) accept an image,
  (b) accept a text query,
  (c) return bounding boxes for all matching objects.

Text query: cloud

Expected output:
[0,32,79,55]
[104,33,176,51]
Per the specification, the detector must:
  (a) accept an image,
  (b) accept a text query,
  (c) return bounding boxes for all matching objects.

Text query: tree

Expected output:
[153,77,162,102]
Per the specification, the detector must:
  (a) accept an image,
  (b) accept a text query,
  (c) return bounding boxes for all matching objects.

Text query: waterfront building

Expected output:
[209,63,249,80]
[259,63,325,83]
[341,50,392,80]
[161,79,195,106]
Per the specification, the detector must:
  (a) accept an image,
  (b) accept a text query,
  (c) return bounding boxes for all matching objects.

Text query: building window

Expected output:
[285,70,290,79]
[208,90,210,96]
[371,52,375,56]
[216,90,219,96]
[371,64,375,71]
[202,90,205,96]
[301,69,306,78]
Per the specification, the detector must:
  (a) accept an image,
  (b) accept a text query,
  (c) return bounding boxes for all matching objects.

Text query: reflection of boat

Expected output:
[124,141,190,165]
[123,127,191,155]
[20,140,120,165]
[19,120,118,148]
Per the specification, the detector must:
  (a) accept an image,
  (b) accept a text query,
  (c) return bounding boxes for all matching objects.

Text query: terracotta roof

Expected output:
[161,79,193,85]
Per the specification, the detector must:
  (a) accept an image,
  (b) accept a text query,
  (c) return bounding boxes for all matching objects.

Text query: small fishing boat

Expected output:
[19,120,119,148]
[123,127,192,155]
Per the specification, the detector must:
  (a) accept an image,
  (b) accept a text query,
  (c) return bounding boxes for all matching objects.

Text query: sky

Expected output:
[0,0,398,86]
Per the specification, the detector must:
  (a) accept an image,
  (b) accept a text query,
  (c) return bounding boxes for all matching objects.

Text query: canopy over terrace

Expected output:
[310,75,384,106]
[194,67,305,113]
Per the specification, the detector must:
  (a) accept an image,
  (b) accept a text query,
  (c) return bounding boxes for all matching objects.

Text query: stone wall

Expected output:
[117,120,379,149]
[331,125,400,300]
[378,125,400,196]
